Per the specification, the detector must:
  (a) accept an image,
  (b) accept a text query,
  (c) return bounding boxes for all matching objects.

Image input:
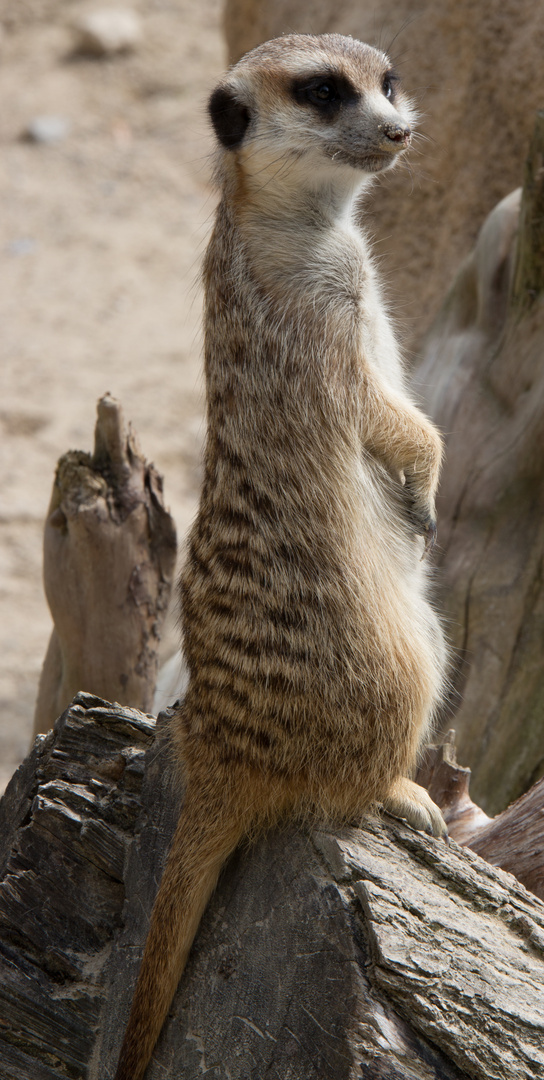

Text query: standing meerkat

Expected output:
[114,33,447,1080]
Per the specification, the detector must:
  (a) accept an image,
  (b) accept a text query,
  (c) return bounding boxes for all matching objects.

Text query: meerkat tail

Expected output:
[113,782,249,1080]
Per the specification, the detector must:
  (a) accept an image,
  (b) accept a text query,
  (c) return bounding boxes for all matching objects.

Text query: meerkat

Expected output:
[113,33,447,1080]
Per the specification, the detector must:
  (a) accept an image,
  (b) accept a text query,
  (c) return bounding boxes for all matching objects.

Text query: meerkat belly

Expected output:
[180,442,441,782]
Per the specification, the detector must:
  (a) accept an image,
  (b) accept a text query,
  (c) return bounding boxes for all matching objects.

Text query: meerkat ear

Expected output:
[208,85,251,149]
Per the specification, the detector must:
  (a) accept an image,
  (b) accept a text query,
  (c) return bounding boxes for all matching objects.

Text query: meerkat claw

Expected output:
[424,518,437,554]
[382,778,448,839]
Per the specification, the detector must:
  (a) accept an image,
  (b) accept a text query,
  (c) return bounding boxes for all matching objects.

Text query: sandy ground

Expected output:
[0,0,225,790]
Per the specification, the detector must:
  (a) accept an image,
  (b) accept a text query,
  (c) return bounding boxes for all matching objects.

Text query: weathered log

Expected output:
[2,697,544,1080]
[33,395,177,739]
[0,695,156,1080]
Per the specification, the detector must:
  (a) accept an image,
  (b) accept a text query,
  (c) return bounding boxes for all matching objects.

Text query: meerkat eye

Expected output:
[292,73,359,113]
[309,83,334,103]
[382,70,399,101]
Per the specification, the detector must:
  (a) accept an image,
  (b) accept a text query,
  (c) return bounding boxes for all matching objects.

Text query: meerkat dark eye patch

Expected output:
[209,86,251,149]
[291,72,360,114]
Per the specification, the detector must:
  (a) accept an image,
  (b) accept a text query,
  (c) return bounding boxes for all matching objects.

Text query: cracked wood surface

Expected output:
[0,694,155,1080]
[2,699,544,1079]
[319,828,544,1080]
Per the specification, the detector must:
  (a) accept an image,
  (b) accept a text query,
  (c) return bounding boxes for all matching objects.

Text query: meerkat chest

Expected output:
[233,211,406,393]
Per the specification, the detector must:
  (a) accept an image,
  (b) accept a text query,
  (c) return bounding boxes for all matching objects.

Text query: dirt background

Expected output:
[0,0,225,790]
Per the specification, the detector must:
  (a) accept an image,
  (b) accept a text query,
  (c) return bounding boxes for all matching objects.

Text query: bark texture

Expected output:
[0,695,155,1080]
[2,697,544,1080]
[33,395,177,739]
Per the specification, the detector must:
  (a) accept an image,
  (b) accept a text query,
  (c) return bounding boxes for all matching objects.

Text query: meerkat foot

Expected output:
[381,777,447,839]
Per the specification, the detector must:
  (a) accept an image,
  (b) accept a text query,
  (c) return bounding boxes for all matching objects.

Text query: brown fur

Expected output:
[113,34,446,1080]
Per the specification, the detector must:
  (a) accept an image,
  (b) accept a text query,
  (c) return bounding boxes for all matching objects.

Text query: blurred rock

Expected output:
[74,8,142,57]
[25,115,71,145]
[7,237,37,257]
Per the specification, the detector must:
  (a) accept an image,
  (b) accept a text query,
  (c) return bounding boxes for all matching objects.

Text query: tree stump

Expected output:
[33,395,177,739]
[2,697,544,1080]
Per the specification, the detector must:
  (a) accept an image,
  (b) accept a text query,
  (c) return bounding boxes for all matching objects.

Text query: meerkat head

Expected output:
[208,34,416,208]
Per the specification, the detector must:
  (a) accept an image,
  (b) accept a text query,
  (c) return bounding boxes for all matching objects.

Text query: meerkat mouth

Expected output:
[328,147,405,173]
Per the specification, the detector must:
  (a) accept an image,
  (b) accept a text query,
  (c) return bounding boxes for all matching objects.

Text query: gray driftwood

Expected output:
[33,395,177,739]
[414,108,544,814]
[2,697,544,1080]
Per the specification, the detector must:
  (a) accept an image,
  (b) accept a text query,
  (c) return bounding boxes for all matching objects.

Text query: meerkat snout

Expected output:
[381,120,412,149]
[379,122,410,145]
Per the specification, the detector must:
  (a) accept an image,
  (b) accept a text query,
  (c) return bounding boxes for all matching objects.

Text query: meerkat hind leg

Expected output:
[381,777,447,838]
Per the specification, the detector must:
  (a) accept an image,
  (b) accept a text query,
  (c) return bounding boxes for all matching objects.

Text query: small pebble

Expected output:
[25,115,71,145]
[74,8,142,56]
[7,238,37,257]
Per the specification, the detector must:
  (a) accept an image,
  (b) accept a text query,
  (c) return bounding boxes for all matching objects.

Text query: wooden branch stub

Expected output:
[418,732,544,902]
[512,109,544,306]
[416,731,492,845]
[33,394,177,737]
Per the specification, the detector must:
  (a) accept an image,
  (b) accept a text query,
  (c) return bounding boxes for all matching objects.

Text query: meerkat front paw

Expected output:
[403,481,437,553]
[415,514,437,555]
[381,777,447,839]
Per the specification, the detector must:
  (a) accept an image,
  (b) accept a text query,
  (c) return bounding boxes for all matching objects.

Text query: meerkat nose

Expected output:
[383,121,412,147]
